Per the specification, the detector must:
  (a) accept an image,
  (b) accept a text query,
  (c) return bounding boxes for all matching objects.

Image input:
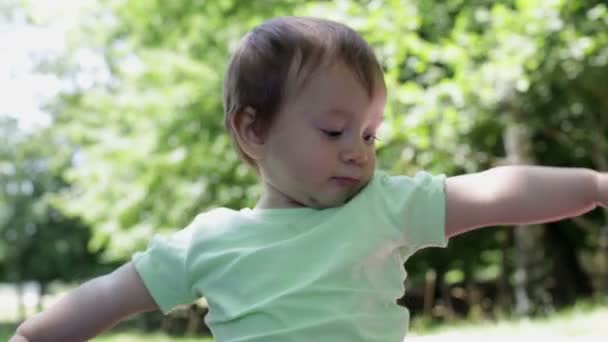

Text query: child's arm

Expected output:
[445,165,608,238]
[10,262,158,342]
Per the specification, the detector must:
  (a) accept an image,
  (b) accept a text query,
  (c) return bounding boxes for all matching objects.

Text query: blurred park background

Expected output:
[1,0,608,339]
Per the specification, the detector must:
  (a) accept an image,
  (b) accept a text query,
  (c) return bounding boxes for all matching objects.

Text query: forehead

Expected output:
[284,61,386,116]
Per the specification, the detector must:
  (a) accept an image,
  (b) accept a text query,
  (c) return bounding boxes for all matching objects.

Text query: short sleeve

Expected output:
[132,221,198,314]
[375,171,448,251]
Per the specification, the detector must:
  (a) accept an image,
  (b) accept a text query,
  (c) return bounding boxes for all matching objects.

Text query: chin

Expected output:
[306,193,356,209]
[300,180,369,209]
[310,200,344,209]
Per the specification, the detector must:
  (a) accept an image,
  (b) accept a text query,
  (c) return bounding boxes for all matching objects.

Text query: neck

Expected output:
[256,180,306,209]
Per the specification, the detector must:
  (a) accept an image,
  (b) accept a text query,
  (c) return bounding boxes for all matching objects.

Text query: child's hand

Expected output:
[598,172,608,207]
[13,262,158,341]
[8,334,29,342]
[446,166,602,237]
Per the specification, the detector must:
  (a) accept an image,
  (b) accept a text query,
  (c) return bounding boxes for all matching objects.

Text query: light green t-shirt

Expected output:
[133,170,448,341]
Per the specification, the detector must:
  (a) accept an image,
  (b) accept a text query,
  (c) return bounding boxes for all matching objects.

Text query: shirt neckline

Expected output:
[240,207,318,220]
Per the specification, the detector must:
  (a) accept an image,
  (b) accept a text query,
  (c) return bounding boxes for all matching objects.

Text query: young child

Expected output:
[11,16,608,342]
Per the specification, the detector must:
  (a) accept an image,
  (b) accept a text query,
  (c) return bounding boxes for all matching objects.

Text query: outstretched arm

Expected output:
[11,262,158,342]
[445,165,607,238]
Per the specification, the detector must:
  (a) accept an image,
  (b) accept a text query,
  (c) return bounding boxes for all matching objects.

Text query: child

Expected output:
[11,16,608,342]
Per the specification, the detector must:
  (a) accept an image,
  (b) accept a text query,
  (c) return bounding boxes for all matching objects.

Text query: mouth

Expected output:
[331,176,361,187]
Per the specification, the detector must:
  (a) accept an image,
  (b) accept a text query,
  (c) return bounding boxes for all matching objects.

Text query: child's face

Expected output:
[256,61,386,209]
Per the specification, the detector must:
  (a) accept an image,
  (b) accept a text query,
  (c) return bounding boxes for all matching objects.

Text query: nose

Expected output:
[339,138,369,165]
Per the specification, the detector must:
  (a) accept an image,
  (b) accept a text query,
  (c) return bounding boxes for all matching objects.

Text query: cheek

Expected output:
[271,133,335,175]
[369,149,377,163]
[289,139,334,172]
[307,150,335,174]
[368,152,377,172]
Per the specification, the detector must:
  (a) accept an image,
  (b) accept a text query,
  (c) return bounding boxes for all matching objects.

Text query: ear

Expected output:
[230,106,265,161]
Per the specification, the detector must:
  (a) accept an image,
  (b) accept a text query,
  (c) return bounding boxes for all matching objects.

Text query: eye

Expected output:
[321,129,343,139]
[364,132,378,145]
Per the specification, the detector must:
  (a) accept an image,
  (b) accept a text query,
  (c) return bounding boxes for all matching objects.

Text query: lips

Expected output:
[331,176,361,187]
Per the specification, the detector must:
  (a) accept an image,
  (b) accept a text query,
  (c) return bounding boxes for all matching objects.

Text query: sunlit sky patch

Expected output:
[0,0,87,131]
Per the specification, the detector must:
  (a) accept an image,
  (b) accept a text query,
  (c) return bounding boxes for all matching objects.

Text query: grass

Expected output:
[0,323,214,342]
[409,299,608,337]
[2,300,607,340]
[94,333,214,342]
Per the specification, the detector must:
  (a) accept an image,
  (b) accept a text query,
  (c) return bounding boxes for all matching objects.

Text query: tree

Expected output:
[0,117,104,320]
[36,0,608,328]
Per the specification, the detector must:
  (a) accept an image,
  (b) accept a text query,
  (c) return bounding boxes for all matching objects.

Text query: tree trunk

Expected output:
[37,281,46,313]
[597,225,608,293]
[545,223,593,305]
[423,269,436,316]
[186,304,205,335]
[16,281,26,321]
[497,228,512,313]
[465,272,482,318]
[503,109,553,316]
[589,118,608,293]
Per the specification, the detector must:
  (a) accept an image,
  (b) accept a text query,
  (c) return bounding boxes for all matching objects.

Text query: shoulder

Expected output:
[189,207,245,233]
[185,207,254,245]
[192,207,240,225]
[362,170,445,197]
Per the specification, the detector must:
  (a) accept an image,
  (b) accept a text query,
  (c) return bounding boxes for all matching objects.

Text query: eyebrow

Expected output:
[327,108,355,117]
[325,108,384,124]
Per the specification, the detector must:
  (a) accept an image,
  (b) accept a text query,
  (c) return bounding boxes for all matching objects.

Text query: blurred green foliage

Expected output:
[2,0,607,325]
